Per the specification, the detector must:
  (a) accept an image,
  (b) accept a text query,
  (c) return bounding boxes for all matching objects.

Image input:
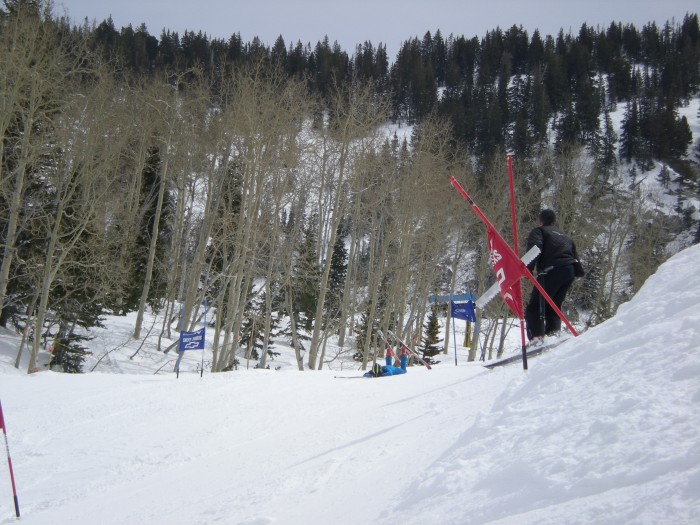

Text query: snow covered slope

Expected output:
[0,244,699,524]
[385,243,700,525]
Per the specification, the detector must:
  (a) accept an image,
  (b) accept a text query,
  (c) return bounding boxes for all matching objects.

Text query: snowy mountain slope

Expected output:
[384,242,700,525]
[0,245,698,524]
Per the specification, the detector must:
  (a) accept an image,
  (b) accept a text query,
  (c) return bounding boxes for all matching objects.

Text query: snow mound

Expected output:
[385,243,700,525]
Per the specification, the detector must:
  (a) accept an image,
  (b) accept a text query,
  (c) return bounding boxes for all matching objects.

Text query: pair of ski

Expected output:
[378,330,432,370]
[334,330,432,378]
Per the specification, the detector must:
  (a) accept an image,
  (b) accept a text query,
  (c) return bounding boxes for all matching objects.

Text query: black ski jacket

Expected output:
[526,225,579,273]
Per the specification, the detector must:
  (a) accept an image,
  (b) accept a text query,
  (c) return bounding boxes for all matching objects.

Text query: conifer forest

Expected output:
[1,1,699,372]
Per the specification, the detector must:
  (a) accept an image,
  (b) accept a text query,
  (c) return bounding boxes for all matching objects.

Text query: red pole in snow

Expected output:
[0,399,20,518]
[507,156,529,369]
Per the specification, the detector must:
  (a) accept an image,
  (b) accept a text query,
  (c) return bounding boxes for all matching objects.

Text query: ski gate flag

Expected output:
[0,399,20,517]
[449,174,579,341]
[487,226,524,317]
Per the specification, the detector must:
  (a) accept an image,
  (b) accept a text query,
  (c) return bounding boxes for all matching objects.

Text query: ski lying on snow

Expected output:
[483,341,562,369]
[334,375,366,379]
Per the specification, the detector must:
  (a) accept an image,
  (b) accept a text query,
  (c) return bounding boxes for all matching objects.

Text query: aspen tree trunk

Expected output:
[307,128,350,369]
[336,183,363,348]
[133,151,169,339]
[210,291,225,371]
[443,232,468,353]
[306,78,391,369]
[468,309,481,361]
[307,194,345,369]
[496,308,510,358]
[219,164,265,370]
[181,156,229,331]
[258,279,273,369]
[285,285,304,370]
[361,223,392,369]
[14,297,38,369]
[259,204,283,370]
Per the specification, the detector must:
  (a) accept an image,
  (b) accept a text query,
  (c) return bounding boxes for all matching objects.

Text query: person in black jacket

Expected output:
[524,209,579,345]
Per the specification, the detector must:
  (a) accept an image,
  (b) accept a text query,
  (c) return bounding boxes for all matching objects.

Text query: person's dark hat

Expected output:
[539,209,556,226]
[372,363,383,377]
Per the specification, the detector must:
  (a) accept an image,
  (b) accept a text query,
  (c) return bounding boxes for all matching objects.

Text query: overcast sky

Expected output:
[55,1,698,59]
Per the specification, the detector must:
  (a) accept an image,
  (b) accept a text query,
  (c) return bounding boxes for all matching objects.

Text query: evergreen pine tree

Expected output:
[325,222,348,327]
[544,44,569,113]
[421,306,443,364]
[512,112,531,159]
[593,108,618,183]
[555,101,581,150]
[619,99,640,163]
[529,67,550,145]
[239,290,280,366]
[123,146,172,313]
[353,303,376,362]
[294,215,320,330]
[49,329,92,374]
[575,77,601,146]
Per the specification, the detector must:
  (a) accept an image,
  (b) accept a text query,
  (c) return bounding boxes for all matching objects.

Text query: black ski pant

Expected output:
[525,265,575,339]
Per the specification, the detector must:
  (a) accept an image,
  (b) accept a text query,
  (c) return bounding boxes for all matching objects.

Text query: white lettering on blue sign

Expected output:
[179,327,205,351]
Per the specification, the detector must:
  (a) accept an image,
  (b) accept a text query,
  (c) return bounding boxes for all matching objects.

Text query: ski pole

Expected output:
[0,399,20,518]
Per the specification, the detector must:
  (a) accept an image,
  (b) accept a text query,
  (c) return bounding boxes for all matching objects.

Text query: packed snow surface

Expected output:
[1,244,699,524]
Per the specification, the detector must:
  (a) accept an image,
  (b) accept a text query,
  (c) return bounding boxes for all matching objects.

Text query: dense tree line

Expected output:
[75,11,700,163]
[1,1,699,373]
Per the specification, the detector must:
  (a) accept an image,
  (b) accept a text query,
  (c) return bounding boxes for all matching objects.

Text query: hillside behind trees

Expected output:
[1,1,699,373]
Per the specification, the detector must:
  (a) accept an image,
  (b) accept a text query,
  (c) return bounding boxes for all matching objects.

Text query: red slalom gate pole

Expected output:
[0,399,20,518]
[449,176,579,338]
[507,156,529,369]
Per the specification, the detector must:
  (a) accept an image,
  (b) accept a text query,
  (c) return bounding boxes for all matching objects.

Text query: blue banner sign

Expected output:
[179,327,205,351]
[450,301,476,322]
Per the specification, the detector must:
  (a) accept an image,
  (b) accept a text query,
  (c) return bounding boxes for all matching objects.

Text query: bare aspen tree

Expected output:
[584,184,644,324]
[358,187,395,368]
[200,64,308,372]
[442,221,471,354]
[131,72,208,340]
[306,79,390,370]
[27,65,129,372]
[179,126,229,336]
[390,116,457,347]
[130,80,174,339]
[626,201,675,294]
[274,178,315,370]
[0,5,83,322]
[155,78,210,348]
[336,141,396,351]
[255,137,306,370]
